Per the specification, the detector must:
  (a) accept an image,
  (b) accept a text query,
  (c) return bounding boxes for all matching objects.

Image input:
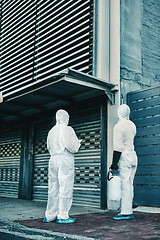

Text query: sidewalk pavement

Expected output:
[0,196,160,240]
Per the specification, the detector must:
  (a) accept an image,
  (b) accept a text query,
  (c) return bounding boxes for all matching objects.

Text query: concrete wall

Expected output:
[120,0,160,103]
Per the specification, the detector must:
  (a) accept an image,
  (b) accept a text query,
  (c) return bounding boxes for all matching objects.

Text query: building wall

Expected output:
[120,0,160,103]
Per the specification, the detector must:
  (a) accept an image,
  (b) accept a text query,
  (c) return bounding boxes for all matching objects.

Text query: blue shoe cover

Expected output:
[56,218,75,224]
[43,217,51,223]
[113,214,135,220]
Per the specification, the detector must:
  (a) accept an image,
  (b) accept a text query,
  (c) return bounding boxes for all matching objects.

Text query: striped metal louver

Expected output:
[0,0,37,95]
[0,0,94,95]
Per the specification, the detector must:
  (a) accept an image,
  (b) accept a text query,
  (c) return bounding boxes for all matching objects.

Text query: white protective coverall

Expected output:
[45,109,81,221]
[113,104,138,215]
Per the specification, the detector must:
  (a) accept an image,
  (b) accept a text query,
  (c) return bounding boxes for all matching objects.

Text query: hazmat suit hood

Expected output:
[56,109,69,125]
[118,104,130,120]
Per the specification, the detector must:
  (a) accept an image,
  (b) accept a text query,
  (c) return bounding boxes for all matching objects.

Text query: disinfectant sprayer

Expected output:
[107,170,121,201]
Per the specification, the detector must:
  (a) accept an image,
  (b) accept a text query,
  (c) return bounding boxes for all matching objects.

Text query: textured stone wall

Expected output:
[120,0,160,103]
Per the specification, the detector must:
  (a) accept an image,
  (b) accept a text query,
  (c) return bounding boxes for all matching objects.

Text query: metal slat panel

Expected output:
[1,20,35,55]
[1,1,36,53]
[32,186,48,200]
[134,115,160,127]
[0,0,94,96]
[134,176,160,185]
[36,1,91,36]
[36,19,91,52]
[136,145,160,156]
[2,0,27,23]
[131,106,160,120]
[1,38,35,69]
[0,182,19,198]
[135,136,160,146]
[32,116,101,208]
[73,190,100,207]
[128,85,160,207]
[135,165,159,175]
[0,129,21,198]
[1,0,36,95]
[35,52,92,78]
[73,120,101,207]
[136,155,159,165]
[2,6,35,42]
[35,27,90,58]
[130,97,160,111]
[128,86,160,102]
[35,35,90,62]
[35,0,93,79]
[33,121,54,200]
[134,186,159,207]
[136,125,159,137]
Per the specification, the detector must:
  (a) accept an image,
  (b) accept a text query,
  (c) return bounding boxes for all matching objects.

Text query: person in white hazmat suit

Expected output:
[110,104,138,220]
[43,109,81,224]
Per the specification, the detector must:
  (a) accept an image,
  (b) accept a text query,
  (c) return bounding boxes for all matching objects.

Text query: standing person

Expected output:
[43,109,81,224]
[110,104,138,220]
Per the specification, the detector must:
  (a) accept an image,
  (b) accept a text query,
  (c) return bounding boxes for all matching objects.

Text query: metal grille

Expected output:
[73,120,101,207]
[32,117,101,207]
[32,122,50,200]
[128,86,160,207]
[75,166,100,185]
[34,139,48,155]
[34,167,48,185]
[0,129,21,198]
[0,168,19,182]
[0,142,20,157]
[0,0,94,96]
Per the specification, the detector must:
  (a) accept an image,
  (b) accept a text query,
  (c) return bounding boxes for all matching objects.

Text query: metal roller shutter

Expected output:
[33,113,101,207]
[32,122,50,200]
[0,128,21,198]
[73,119,101,207]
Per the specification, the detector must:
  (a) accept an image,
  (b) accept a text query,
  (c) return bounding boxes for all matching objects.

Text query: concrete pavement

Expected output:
[0,197,160,239]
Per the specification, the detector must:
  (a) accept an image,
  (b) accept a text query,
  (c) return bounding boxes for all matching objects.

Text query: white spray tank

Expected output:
[107,170,121,201]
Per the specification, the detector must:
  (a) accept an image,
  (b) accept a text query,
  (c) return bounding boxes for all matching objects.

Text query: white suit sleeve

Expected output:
[62,126,81,153]
[113,123,124,152]
[47,131,51,153]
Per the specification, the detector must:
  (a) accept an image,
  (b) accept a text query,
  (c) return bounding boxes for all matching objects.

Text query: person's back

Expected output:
[47,123,80,156]
[113,118,136,153]
[47,123,69,156]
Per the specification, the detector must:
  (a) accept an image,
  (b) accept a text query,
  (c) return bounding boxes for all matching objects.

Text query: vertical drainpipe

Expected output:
[93,0,110,81]
[107,0,120,210]
[93,0,120,209]
[93,0,110,209]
